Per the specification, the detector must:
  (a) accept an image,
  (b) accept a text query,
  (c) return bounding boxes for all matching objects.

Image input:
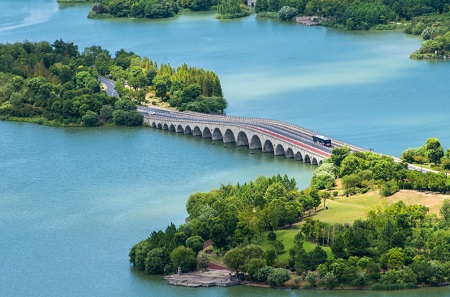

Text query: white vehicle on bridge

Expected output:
[313,135,332,147]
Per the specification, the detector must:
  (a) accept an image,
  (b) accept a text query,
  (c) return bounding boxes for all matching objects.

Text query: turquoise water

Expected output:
[1,1,450,296]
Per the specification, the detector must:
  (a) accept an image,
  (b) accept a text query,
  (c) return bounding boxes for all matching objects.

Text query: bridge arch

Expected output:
[157,123,162,129]
[212,128,223,141]
[304,154,311,163]
[224,129,236,143]
[193,126,202,136]
[275,144,285,156]
[203,127,212,138]
[151,122,156,128]
[295,151,303,161]
[237,131,249,147]
[311,157,318,165]
[163,123,168,130]
[169,124,176,132]
[176,125,184,133]
[184,125,192,134]
[250,135,262,150]
[286,148,294,158]
[263,140,274,153]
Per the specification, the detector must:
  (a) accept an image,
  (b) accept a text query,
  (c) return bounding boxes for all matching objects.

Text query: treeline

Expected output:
[0,40,226,126]
[130,174,320,274]
[0,40,143,127]
[109,52,226,113]
[216,0,251,19]
[405,13,450,59]
[256,0,450,29]
[401,138,450,170]
[285,199,450,289]
[327,146,450,197]
[89,0,220,19]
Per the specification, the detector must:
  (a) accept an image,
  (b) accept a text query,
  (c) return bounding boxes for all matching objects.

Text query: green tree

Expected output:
[144,247,167,274]
[81,110,99,126]
[170,246,197,273]
[425,138,444,164]
[440,199,450,228]
[278,6,297,21]
[244,258,266,280]
[323,271,338,289]
[223,247,246,273]
[267,268,291,286]
[305,271,319,287]
[185,236,204,255]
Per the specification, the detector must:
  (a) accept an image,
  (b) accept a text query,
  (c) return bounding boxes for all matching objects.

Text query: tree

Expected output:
[330,146,351,169]
[380,247,404,269]
[223,247,246,273]
[244,258,266,280]
[254,265,275,282]
[278,6,297,21]
[82,110,99,126]
[144,247,167,274]
[440,199,450,228]
[323,271,338,289]
[305,271,319,287]
[198,250,210,270]
[309,246,328,270]
[321,191,331,208]
[267,268,291,286]
[185,236,204,255]
[425,138,444,165]
[170,246,197,273]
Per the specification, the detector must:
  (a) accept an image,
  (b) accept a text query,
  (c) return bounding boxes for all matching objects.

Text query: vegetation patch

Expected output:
[0,40,226,127]
[130,146,450,290]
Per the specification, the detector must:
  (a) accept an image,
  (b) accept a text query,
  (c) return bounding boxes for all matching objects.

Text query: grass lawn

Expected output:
[258,228,332,265]
[208,187,448,267]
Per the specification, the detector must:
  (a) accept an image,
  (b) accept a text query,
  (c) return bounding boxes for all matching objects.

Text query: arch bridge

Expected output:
[139,108,343,166]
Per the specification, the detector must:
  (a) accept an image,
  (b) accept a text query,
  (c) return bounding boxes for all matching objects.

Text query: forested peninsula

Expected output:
[131,145,450,290]
[0,40,226,127]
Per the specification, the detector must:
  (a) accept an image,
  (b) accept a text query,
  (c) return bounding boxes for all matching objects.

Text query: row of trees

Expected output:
[286,199,450,289]
[104,49,226,113]
[323,145,450,197]
[402,138,450,169]
[130,174,326,275]
[89,0,221,19]
[404,13,450,59]
[0,40,143,127]
[216,0,251,19]
[256,0,450,30]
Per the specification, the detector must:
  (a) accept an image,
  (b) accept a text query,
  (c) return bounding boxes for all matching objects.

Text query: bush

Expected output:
[305,271,319,287]
[323,271,338,289]
[278,6,297,21]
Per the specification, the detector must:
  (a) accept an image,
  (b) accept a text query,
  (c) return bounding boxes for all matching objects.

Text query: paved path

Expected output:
[98,76,120,98]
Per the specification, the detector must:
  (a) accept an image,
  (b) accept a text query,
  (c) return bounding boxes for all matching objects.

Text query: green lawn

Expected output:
[258,228,332,265]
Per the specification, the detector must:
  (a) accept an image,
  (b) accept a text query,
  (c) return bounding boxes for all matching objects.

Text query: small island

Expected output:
[87,0,217,20]
[0,40,226,127]
[130,141,450,290]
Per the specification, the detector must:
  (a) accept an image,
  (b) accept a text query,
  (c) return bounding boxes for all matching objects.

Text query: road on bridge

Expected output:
[136,106,368,160]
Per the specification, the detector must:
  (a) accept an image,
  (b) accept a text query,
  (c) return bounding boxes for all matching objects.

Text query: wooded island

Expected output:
[131,143,450,290]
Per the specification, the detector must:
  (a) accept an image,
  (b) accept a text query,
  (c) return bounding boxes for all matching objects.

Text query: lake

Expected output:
[0,1,449,296]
